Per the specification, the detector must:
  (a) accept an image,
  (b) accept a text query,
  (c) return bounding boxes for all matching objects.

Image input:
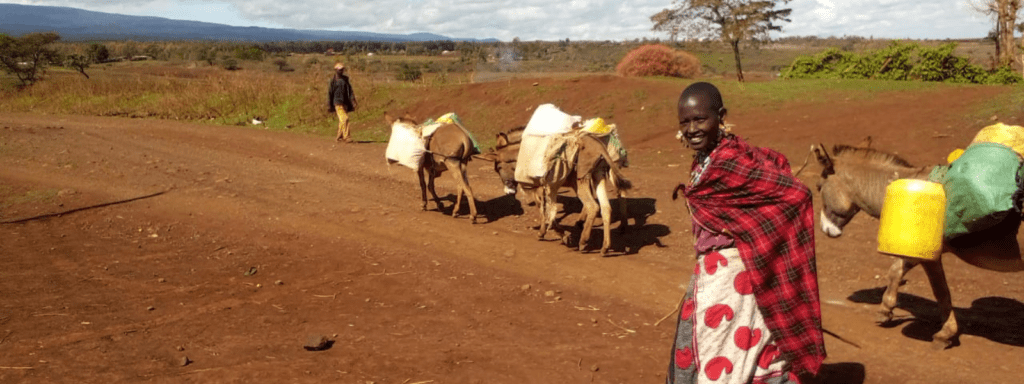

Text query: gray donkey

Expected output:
[809,142,1024,348]
[385,113,480,223]
[475,126,631,255]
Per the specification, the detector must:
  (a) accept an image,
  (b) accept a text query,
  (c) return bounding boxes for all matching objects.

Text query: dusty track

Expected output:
[1,76,1023,384]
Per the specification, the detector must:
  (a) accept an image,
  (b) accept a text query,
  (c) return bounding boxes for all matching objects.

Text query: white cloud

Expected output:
[784,0,992,39]
[2,0,999,41]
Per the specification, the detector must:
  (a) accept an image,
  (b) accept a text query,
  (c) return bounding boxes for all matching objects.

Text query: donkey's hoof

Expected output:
[930,337,954,350]
[875,311,897,326]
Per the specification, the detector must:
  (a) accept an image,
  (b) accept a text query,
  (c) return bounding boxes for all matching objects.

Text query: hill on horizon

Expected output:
[0,3,498,43]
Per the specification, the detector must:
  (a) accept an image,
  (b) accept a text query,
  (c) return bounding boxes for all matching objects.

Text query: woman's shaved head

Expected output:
[678,82,724,116]
[677,82,727,152]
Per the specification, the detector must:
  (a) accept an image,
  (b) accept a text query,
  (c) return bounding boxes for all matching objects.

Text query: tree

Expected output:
[65,54,90,79]
[1020,22,1024,76]
[0,32,61,86]
[650,0,792,82]
[972,0,1021,68]
[87,43,109,63]
[651,9,681,42]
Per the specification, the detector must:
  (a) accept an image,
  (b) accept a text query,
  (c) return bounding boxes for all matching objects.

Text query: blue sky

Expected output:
[3,0,1001,41]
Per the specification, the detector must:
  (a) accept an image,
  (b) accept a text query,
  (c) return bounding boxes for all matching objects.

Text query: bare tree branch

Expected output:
[650,0,792,81]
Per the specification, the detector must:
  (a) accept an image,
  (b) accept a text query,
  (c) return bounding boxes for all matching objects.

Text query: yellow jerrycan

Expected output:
[877,179,946,260]
[971,123,1024,157]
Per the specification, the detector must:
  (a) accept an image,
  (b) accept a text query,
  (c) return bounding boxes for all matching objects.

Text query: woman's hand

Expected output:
[672,183,686,201]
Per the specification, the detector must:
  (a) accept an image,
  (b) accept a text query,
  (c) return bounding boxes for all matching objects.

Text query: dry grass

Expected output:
[1,59,377,136]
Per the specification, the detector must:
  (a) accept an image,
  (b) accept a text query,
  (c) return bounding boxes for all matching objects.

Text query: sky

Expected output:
[3,0,1000,41]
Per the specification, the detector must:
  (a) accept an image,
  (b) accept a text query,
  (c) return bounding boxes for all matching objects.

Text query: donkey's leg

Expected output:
[880,257,918,323]
[427,170,444,212]
[444,160,465,219]
[616,190,629,234]
[446,159,478,223]
[462,162,479,224]
[417,166,429,211]
[595,177,613,255]
[576,177,599,252]
[537,187,550,239]
[539,186,561,240]
[920,260,958,348]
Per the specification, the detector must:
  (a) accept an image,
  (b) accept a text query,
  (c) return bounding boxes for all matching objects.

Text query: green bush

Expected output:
[396,62,422,81]
[782,41,1020,85]
[221,57,240,71]
[910,43,984,83]
[986,65,1023,85]
[234,47,265,61]
[781,48,856,79]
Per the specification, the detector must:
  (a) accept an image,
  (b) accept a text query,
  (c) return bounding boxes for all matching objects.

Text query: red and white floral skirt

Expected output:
[667,248,799,384]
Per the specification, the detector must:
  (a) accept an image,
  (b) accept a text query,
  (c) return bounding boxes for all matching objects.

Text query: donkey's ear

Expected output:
[814,143,835,177]
[856,136,872,148]
[495,133,510,148]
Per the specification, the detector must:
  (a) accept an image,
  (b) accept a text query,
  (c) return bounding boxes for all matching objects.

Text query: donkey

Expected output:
[810,143,1024,347]
[474,126,632,255]
[384,112,480,223]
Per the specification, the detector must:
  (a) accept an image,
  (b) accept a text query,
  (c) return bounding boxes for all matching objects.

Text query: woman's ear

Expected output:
[718,107,728,120]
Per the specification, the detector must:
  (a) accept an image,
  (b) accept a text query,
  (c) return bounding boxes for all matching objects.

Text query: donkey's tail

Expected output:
[608,165,633,192]
[582,132,633,192]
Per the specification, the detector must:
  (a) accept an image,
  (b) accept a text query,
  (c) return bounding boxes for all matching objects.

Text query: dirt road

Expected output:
[1,76,1022,383]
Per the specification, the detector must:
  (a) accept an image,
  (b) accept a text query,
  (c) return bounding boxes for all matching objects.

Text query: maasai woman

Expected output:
[667,82,826,384]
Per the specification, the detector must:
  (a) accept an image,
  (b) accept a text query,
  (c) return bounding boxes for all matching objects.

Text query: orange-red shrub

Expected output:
[616,44,701,78]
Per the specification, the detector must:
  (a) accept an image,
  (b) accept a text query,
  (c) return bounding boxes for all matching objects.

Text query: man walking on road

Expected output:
[328,62,358,142]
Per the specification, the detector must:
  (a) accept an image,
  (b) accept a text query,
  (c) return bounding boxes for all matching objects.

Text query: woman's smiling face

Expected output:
[678,95,723,152]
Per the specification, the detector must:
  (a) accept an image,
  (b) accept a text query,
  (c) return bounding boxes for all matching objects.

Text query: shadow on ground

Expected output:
[811,362,866,384]
[848,288,1024,347]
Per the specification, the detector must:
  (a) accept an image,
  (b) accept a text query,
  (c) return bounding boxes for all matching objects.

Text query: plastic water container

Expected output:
[582,117,611,135]
[877,179,946,260]
[971,123,1024,158]
[946,148,964,164]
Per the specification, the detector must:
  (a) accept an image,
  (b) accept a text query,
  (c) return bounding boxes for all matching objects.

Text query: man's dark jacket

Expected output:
[328,75,355,113]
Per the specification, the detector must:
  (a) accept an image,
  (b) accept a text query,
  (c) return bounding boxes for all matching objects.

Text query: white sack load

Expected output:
[515,134,558,184]
[516,104,582,184]
[385,123,426,169]
[523,104,579,136]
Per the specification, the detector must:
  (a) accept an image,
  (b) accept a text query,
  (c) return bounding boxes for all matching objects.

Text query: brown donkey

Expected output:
[384,113,480,223]
[810,143,1024,348]
[475,126,632,254]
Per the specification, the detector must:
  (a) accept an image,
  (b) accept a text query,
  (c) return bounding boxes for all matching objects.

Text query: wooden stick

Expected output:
[1,190,170,224]
[181,368,218,375]
[0,367,34,370]
[654,293,687,327]
[823,327,862,349]
[606,318,636,333]
[368,270,412,276]
[792,144,816,177]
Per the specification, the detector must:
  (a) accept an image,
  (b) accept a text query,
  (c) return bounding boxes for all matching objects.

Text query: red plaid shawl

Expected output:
[683,135,826,377]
